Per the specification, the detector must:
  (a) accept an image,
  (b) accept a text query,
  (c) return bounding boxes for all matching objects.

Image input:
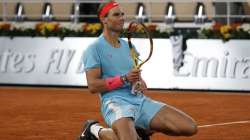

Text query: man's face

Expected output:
[105,6,125,33]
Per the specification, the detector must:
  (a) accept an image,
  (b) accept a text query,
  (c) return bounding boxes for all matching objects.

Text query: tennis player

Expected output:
[77,1,197,140]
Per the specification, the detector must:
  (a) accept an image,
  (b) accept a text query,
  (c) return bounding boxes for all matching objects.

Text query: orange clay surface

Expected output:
[0,87,250,140]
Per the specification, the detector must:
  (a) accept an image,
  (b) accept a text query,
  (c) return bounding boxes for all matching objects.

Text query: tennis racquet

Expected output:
[127,21,154,94]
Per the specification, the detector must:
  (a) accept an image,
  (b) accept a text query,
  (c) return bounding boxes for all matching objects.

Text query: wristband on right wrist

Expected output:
[120,75,129,84]
[105,76,123,91]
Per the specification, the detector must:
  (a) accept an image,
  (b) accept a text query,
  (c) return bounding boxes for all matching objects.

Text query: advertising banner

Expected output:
[1,37,250,91]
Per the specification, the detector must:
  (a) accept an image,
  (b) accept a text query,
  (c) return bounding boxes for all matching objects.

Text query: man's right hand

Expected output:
[125,69,141,83]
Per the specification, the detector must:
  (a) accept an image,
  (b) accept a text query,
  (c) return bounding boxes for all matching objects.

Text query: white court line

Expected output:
[198,120,250,128]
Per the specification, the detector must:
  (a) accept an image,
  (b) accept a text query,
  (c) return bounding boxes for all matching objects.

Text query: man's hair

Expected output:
[97,0,116,19]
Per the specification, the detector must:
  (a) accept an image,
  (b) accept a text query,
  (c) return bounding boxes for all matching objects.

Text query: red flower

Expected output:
[147,24,157,32]
[212,22,222,31]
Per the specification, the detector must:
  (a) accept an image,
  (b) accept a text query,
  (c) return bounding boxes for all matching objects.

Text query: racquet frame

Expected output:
[127,21,154,69]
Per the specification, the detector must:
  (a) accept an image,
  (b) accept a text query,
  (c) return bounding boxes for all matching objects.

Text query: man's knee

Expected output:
[160,120,198,136]
[179,121,198,136]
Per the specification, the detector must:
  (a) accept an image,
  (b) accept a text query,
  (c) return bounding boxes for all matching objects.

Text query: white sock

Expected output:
[90,124,104,139]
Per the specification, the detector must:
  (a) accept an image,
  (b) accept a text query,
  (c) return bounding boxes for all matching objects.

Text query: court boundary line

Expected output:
[198,120,250,128]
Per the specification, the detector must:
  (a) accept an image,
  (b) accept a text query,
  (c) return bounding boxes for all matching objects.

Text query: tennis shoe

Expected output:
[76,120,99,140]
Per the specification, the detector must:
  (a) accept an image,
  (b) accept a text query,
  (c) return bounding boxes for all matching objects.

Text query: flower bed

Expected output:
[0,22,249,41]
[198,23,250,42]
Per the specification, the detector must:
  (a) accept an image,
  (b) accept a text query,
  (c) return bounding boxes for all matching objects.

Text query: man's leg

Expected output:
[99,128,119,140]
[149,105,197,136]
[112,117,138,140]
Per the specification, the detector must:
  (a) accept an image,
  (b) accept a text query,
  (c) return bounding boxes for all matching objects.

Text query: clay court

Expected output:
[0,87,250,140]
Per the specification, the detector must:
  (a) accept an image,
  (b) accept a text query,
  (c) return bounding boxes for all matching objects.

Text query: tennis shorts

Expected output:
[101,95,165,129]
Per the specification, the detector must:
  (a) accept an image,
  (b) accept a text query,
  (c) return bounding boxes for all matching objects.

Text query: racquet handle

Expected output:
[131,81,142,95]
